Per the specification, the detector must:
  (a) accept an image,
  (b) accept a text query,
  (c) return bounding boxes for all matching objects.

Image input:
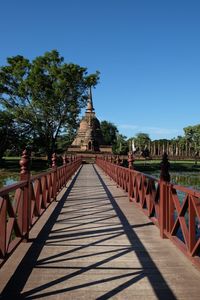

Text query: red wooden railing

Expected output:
[96,156,200,268]
[0,152,82,266]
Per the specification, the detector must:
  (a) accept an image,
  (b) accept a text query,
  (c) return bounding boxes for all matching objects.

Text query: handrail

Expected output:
[96,157,200,268]
[0,181,27,196]
[0,158,82,266]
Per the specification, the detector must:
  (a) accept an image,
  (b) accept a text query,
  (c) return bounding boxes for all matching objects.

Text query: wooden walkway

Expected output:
[1,164,200,299]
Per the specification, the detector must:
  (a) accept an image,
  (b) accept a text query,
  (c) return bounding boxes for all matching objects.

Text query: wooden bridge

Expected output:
[1,153,200,299]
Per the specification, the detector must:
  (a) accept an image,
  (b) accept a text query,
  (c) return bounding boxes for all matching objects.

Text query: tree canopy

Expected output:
[114,133,128,154]
[132,132,151,150]
[0,110,19,158]
[0,50,99,159]
[100,121,128,154]
[184,124,200,146]
[100,120,118,146]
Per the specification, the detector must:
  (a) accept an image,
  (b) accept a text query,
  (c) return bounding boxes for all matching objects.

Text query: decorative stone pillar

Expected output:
[167,142,169,155]
[153,141,156,156]
[160,152,170,182]
[128,151,134,169]
[158,142,160,156]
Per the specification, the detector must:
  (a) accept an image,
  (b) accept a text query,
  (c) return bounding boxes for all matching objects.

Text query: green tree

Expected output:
[133,133,151,150]
[100,121,118,146]
[0,50,99,160]
[173,136,186,150]
[56,127,77,154]
[183,124,200,159]
[113,133,128,154]
[0,110,21,159]
[184,124,200,147]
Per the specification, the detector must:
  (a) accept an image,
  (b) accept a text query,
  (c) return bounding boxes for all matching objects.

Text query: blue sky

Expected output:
[1,0,200,140]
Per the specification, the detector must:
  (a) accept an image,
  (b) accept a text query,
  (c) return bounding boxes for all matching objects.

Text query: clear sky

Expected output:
[1,0,200,140]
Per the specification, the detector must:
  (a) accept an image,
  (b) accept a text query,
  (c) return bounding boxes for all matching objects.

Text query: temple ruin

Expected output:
[68,87,112,153]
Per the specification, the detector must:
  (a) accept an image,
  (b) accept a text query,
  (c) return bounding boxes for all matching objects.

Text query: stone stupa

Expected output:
[68,87,112,153]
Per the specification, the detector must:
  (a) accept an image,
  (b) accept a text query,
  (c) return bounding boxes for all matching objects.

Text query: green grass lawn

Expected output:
[133,159,200,173]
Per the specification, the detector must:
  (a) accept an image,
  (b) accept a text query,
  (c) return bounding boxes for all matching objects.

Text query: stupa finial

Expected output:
[86,86,94,112]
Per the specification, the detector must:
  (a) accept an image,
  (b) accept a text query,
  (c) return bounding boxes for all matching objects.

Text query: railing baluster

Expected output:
[0,198,7,258]
[0,153,82,266]
[95,155,200,267]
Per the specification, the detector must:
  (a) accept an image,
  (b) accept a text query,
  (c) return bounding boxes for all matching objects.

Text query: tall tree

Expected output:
[183,124,200,157]
[113,133,128,154]
[184,124,200,145]
[0,50,99,160]
[0,110,20,159]
[100,121,118,146]
[133,132,151,150]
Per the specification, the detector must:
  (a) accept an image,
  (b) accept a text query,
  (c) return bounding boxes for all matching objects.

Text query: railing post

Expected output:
[62,154,67,165]
[19,149,30,240]
[52,153,57,200]
[128,151,134,200]
[115,155,120,166]
[159,152,170,238]
[62,154,68,185]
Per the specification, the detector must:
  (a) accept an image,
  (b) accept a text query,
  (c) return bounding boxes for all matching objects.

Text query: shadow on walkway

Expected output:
[92,165,176,300]
[0,164,177,300]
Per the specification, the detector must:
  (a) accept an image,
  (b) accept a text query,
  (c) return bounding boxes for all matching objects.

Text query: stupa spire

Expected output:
[86,86,94,112]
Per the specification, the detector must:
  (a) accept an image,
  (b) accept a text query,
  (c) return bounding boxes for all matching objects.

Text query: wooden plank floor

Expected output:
[1,164,200,299]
